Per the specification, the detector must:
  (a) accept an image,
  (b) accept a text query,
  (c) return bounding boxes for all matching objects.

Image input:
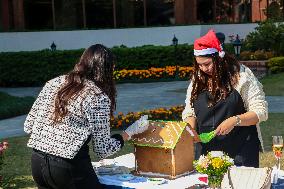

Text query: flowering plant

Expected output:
[111,105,184,129]
[194,151,234,188]
[113,66,193,81]
[0,141,9,184]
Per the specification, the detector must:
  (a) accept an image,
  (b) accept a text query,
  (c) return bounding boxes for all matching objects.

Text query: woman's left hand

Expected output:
[215,117,236,136]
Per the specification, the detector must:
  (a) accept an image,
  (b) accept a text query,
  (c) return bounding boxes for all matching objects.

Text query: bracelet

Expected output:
[234,115,241,126]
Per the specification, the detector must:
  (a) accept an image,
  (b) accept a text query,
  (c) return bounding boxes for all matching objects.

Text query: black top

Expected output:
[193,89,260,167]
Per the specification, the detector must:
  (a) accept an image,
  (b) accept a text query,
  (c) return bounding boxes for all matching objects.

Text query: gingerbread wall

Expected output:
[174,129,194,176]
[135,146,173,178]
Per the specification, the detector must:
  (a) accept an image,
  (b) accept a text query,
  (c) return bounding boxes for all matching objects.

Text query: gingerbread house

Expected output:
[131,120,194,179]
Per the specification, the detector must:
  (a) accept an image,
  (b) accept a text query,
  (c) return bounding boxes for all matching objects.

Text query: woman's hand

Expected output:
[215,117,236,136]
[124,115,149,139]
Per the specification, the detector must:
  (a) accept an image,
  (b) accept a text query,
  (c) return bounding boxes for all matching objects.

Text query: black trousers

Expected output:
[31,149,103,189]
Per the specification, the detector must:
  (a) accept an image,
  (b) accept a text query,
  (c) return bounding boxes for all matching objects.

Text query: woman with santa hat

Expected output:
[182,30,268,167]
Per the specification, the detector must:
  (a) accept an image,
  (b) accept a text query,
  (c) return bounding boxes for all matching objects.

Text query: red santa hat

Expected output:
[194,30,225,58]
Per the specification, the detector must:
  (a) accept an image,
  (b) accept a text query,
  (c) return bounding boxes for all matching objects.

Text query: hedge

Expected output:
[0,45,195,86]
[268,57,284,73]
[0,44,239,87]
[240,50,274,60]
[0,92,35,120]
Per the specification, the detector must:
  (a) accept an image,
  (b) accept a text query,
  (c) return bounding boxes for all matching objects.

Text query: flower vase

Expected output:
[208,175,223,189]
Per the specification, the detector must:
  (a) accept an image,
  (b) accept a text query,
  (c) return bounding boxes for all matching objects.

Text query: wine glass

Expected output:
[272,136,283,183]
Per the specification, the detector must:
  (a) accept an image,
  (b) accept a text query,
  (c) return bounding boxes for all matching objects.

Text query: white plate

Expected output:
[117,174,136,181]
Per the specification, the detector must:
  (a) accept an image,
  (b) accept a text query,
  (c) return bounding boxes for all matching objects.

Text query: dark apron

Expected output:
[193,89,260,167]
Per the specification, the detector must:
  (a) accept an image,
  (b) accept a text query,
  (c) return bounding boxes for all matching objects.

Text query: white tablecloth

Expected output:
[93,153,284,189]
[92,153,208,189]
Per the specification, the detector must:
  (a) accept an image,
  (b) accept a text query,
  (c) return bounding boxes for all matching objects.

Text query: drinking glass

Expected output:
[272,136,283,183]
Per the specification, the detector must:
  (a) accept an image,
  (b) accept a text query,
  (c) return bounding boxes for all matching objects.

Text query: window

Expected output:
[85,0,114,29]
[197,0,214,23]
[24,0,53,30]
[0,2,2,31]
[116,0,144,27]
[146,0,174,26]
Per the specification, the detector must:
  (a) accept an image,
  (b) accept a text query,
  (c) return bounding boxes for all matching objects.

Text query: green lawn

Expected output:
[168,72,284,96]
[0,72,283,121]
[260,72,284,96]
[1,113,284,189]
[0,92,35,120]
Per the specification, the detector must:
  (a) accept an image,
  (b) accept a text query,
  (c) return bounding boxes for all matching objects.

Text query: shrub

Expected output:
[240,50,275,60]
[254,50,275,60]
[0,45,195,86]
[114,66,193,82]
[265,2,284,22]
[268,57,284,73]
[0,43,265,87]
[245,20,284,55]
[240,51,253,60]
[0,92,35,119]
[111,105,185,129]
[265,51,275,60]
[112,44,194,70]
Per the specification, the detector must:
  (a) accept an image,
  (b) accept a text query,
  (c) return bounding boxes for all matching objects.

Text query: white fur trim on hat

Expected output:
[219,51,225,58]
[194,48,218,56]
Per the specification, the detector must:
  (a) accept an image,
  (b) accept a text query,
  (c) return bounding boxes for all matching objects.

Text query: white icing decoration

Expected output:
[171,149,175,176]
[170,122,180,137]
[133,121,186,148]
[186,126,195,137]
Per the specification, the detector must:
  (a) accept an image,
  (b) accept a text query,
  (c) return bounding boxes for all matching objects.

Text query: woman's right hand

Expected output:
[124,115,149,139]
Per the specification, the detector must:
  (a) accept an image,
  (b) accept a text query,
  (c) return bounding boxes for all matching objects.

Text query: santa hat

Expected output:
[194,30,225,58]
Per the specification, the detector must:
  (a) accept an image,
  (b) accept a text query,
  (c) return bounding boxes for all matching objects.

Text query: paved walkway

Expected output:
[1,81,284,139]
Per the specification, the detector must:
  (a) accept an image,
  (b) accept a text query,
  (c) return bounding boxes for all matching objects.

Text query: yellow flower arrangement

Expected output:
[194,151,234,188]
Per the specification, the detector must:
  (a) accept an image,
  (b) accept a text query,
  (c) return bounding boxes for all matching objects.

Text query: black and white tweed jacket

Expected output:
[24,75,122,160]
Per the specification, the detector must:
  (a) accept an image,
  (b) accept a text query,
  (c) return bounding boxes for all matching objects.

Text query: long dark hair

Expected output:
[190,52,240,107]
[53,44,116,122]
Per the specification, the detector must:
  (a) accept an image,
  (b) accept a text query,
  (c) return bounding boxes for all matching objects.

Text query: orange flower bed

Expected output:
[111,105,185,129]
[114,66,193,81]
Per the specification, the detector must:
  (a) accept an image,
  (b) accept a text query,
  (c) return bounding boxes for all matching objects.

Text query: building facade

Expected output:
[0,0,283,32]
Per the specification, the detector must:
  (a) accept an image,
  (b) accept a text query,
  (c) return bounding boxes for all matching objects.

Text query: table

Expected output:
[92,153,207,189]
[271,168,284,189]
[93,153,284,189]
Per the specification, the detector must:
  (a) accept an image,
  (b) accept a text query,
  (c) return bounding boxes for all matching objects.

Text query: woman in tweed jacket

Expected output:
[24,44,148,189]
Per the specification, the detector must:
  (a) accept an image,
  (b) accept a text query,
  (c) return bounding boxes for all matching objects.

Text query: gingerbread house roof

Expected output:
[131,120,188,149]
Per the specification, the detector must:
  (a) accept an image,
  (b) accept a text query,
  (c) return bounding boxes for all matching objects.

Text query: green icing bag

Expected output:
[199,130,215,143]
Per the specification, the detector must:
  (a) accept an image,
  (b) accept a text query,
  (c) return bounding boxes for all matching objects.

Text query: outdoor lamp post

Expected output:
[172,35,178,78]
[232,34,242,58]
[172,35,178,47]
[50,42,57,51]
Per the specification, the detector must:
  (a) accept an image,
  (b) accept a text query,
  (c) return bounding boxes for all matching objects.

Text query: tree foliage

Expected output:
[245,20,284,55]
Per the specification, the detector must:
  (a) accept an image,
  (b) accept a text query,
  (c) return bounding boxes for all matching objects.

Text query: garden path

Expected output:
[0,81,284,139]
